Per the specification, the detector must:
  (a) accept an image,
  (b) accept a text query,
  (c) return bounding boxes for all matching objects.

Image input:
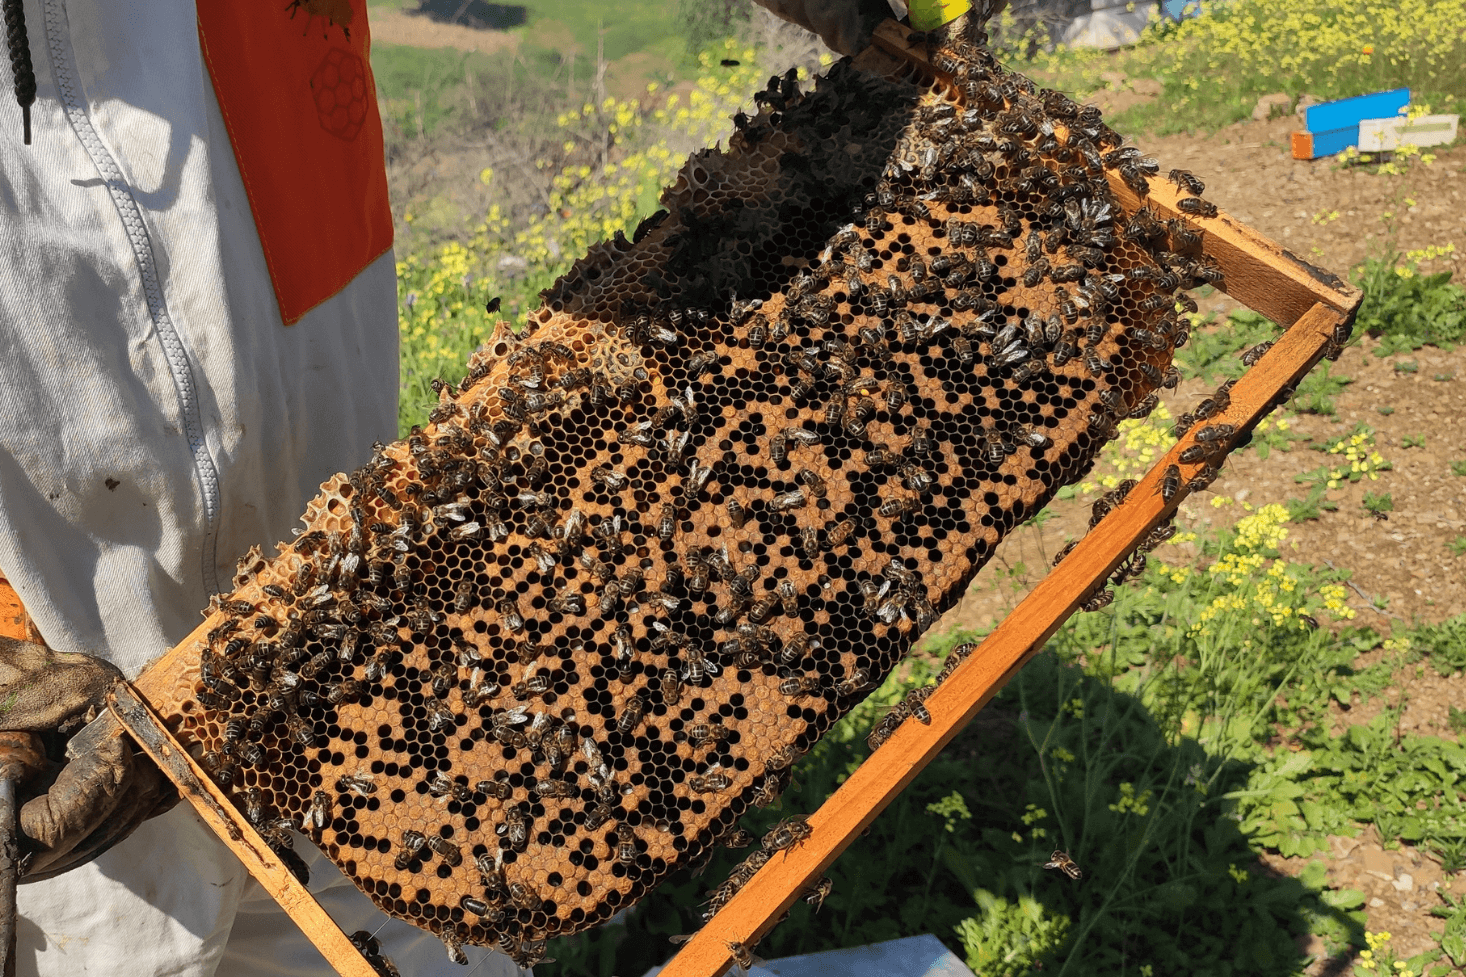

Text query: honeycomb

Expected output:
[164,22,1218,969]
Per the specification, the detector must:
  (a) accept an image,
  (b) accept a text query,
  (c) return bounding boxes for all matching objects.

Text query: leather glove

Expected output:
[0,636,175,881]
[749,0,892,55]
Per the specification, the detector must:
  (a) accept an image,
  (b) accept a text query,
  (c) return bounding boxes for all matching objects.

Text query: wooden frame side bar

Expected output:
[659,301,1350,977]
[106,684,380,977]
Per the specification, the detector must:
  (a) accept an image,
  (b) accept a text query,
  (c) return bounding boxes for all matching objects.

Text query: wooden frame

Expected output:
[654,22,1362,977]
[91,18,1360,977]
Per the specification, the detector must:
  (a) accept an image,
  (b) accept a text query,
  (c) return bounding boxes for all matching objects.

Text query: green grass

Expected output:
[1362,491,1394,516]
[1355,254,1466,357]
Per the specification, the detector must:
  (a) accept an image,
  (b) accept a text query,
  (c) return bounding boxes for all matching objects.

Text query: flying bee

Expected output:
[1044,850,1083,880]
[1176,196,1218,218]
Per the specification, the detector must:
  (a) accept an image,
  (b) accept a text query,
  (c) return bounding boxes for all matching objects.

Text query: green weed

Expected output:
[1451,537,1466,557]
[1295,424,1391,493]
[1412,614,1466,676]
[1361,491,1394,515]
[1175,308,1277,383]
[1354,253,1466,357]
[1402,434,1426,448]
[1289,361,1353,416]
[1286,484,1339,522]
[1395,358,1420,374]
[1451,461,1466,477]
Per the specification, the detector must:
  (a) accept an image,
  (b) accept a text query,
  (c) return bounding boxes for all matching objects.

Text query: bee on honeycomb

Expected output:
[174,14,1214,966]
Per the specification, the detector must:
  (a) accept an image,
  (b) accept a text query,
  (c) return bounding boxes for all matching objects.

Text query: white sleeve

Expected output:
[0,0,398,679]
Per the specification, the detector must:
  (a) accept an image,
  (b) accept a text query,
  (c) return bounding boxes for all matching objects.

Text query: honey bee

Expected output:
[547,592,585,616]
[804,875,834,913]
[727,941,757,974]
[761,815,813,853]
[778,676,823,698]
[590,464,628,491]
[393,829,427,870]
[616,824,638,865]
[659,670,683,707]
[334,772,375,796]
[771,488,807,512]
[1186,464,1220,492]
[618,695,646,734]
[1241,341,1273,366]
[507,881,541,910]
[690,770,733,793]
[835,668,873,697]
[1081,588,1114,612]
[1159,463,1182,504]
[687,722,733,748]
[504,807,530,851]
[1044,849,1083,880]
[532,778,579,799]
[1176,196,1218,218]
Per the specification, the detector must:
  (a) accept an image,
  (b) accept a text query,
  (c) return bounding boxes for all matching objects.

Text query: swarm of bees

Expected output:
[169,13,1239,966]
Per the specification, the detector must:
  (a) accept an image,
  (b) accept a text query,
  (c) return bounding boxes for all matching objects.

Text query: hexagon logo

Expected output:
[310,48,368,141]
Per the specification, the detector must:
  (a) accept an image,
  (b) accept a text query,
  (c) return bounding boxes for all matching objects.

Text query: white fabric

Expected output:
[0,0,519,973]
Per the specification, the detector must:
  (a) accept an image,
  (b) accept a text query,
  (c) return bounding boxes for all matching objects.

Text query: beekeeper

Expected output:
[0,0,878,974]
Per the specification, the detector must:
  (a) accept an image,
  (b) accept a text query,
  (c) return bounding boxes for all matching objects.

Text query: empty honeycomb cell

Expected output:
[173,22,1211,970]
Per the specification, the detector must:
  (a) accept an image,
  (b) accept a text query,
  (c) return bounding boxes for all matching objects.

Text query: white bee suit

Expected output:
[0,0,518,973]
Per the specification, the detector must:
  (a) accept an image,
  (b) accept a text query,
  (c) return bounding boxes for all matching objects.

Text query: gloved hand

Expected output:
[0,636,175,880]
[749,0,892,55]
